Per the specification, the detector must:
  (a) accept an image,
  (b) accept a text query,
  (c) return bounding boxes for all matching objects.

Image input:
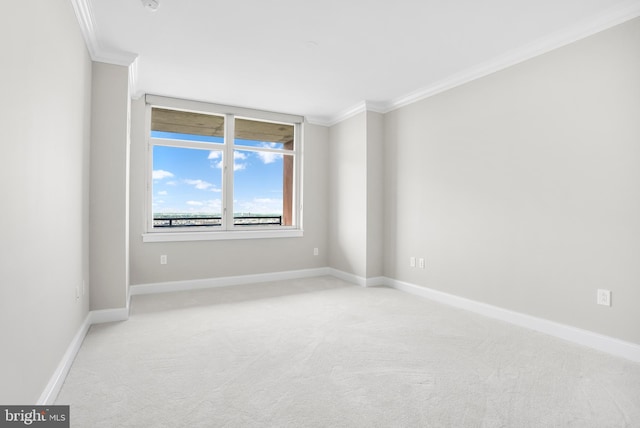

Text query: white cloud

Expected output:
[257,143,283,164]
[209,151,246,170]
[153,170,174,180]
[258,151,282,164]
[234,151,247,171]
[166,181,177,186]
[186,201,204,206]
[157,191,168,196]
[184,179,213,190]
[208,151,224,169]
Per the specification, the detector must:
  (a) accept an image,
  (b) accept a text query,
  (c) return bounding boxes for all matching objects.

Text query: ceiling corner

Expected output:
[324,102,368,127]
[70,0,138,67]
[305,116,332,127]
[364,101,388,114]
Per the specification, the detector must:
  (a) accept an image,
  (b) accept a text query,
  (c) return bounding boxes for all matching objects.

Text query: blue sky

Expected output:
[151,132,286,215]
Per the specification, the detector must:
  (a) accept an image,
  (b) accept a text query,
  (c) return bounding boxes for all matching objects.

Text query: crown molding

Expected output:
[385,0,640,113]
[304,116,331,127]
[307,100,387,127]
[129,57,145,100]
[319,0,640,125]
[327,101,367,127]
[93,50,138,67]
[71,0,640,123]
[70,0,98,59]
[364,100,387,114]
[305,102,364,127]
[71,0,138,67]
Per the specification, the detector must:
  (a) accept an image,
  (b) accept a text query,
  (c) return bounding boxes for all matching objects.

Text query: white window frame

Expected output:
[142,95,304,243]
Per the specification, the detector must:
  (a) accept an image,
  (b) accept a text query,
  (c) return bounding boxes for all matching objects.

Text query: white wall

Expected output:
[384,17,640,344]
[90,63,130,310]
[2,2,635,407]
[0,0,92,403]
[366,112,384,278]
[128,99,329,284]
[328,111,385,279]
[328,112,368,277]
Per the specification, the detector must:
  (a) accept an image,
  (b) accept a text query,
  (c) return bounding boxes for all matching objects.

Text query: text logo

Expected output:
[0,406,69,427]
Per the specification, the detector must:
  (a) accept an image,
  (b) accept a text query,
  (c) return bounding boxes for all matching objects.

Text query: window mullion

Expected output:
[146,103,154,233]
[223,114,235,230]
[292,123,301,227]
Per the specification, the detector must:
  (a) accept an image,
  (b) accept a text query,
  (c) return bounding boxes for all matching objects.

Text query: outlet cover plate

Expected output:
[597,289,611,306]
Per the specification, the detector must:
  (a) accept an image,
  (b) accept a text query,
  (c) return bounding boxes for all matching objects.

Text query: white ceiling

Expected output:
[81,0,640,124]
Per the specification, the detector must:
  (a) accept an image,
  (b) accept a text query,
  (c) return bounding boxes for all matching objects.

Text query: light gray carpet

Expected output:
[56,276,640,427]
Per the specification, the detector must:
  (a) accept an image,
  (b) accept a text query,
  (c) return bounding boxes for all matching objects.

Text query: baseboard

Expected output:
[326,268,385,287]
[365,276,387,287]
[41,268,640,405]
[327,268,367,286]
[386,277,640,364]
[89,307,130,324]
[130,267,332,296]
[38,307,129,404]
[37,313,92,405]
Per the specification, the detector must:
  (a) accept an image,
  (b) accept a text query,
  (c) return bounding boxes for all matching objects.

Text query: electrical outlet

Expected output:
[410,257,416,268]
[160,255,168,265]
[313,248,319,256]
[597,289,611,306]
[418,258,425,269]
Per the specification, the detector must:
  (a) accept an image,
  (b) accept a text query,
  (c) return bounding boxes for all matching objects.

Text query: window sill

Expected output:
[142,229,304,243]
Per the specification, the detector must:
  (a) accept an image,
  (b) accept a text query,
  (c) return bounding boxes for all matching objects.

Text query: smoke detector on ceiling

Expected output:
[141,0,160,11]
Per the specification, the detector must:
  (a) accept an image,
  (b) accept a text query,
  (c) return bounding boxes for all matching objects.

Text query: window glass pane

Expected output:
[151,108,224,142]
[147,104,300,235]
[152,146,223,228]
[233,150,293,226]
[234,118,294,150]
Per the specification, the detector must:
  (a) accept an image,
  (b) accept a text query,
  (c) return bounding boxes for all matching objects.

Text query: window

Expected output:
[143,95,303,242]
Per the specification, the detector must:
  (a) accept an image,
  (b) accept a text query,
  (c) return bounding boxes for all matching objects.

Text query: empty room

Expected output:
[1,0,640,426]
